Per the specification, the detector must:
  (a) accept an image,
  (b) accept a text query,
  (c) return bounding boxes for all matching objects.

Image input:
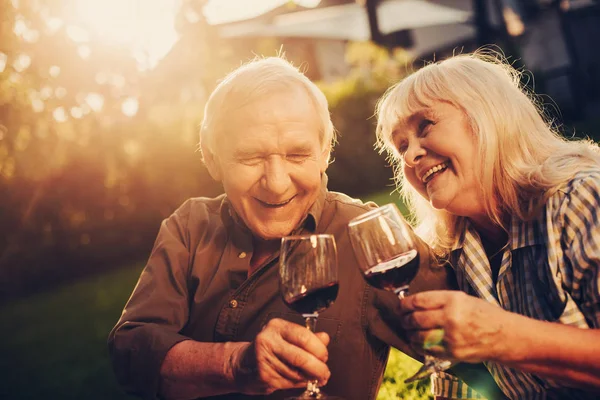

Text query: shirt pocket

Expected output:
[261,312,342,344]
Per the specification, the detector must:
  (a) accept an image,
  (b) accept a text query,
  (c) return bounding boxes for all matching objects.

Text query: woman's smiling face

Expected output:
[392,101,486,219]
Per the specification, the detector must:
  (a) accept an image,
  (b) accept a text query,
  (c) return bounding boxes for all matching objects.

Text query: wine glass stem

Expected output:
[303,314,321,397]
[305,314,318,331]
[393,291,454,383]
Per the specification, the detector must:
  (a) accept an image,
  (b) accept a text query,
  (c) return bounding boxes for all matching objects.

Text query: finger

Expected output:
[399,291,453,314]
[236,342,307,394]
[278,321,329,363]
[258,347,314,385]
[255,335,326,387]
[260,320,330,381]
[315,332,330,348]
[401,309,445,330]
[273,341,330,381]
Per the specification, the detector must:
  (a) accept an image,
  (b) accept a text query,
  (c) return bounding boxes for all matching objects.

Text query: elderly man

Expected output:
[107,57,491,400]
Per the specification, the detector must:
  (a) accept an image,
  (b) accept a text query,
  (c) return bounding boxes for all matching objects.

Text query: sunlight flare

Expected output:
[72,0,179,69]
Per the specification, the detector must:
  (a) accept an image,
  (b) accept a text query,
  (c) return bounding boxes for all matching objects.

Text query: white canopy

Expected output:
[218,0,472,41]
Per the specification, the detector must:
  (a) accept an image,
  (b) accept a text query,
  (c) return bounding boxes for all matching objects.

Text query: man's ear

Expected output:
[201,142,222,182]
[320,145,331,173]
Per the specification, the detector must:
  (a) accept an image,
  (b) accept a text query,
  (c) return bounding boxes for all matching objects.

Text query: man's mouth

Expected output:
[256,196,296,208]
[422,162,449,183]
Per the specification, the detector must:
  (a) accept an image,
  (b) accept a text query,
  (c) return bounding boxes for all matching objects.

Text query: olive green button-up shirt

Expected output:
[108,182,458,400]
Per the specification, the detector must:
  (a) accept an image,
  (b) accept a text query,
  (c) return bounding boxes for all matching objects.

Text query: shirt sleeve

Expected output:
[561,174,600,327]
[107,200,194,399]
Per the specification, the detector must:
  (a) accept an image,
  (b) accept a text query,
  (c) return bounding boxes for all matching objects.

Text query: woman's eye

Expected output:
[397,144,408,156]
[418,119,434,135]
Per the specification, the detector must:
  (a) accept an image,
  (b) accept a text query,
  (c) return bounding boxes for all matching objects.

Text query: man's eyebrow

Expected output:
[233,149,262,158]
[287,143,313,152]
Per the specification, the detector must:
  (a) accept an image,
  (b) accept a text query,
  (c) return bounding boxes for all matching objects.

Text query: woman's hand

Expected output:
[399,290,508,363]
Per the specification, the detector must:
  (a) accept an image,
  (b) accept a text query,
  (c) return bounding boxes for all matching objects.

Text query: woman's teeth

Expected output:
[422,162,448,183]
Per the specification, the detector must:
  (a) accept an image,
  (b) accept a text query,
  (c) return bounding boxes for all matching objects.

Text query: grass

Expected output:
[0,265,142,400]
[0,190,430,400]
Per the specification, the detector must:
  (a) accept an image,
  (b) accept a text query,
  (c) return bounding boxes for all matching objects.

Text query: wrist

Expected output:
[490,311,533,365]
[225,342,254,392]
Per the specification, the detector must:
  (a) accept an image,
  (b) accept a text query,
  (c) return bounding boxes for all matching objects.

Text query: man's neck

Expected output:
[249,238,280,276]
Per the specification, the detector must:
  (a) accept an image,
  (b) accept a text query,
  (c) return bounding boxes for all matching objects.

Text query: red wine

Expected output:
[364,249,419,292]
[284,282,339,315]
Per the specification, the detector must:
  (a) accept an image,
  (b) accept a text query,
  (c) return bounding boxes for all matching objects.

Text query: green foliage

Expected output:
[319,42,412,198]
[365,188,409,215]
[378,349,432,400]
[0,0,225,299]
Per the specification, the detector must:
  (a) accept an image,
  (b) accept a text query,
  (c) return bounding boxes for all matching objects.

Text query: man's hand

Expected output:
[399,291,508,363]
[230,318,331,395]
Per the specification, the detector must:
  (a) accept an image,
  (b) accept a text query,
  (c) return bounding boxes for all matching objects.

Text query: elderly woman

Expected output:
[375,52,600,399]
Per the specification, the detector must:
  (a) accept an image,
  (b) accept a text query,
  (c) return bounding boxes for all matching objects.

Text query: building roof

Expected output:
[217,0,472,41]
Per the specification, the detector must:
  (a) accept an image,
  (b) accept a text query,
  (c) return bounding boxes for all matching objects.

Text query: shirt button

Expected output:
[229,299,238,308]
[238,252,247,259]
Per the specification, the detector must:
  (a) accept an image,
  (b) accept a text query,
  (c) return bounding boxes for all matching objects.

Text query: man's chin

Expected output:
[251,225,295,241]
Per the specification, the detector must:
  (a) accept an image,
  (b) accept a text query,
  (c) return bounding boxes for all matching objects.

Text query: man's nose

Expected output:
[262,156,291,195]
[403,141,426,168]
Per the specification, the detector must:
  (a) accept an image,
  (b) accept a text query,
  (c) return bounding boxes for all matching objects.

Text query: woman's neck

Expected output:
[469,214,508,255]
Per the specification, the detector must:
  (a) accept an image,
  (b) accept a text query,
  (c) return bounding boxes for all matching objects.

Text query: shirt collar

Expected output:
[450,212,544,255]
[508,212,544,250]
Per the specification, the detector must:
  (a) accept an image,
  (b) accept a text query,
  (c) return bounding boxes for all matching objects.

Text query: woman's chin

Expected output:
[429,196,450,211]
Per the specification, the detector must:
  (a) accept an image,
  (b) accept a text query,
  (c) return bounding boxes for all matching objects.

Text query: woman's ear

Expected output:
[201,142,222,182]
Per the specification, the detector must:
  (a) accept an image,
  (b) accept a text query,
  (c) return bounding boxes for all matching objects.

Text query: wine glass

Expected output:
[279,234,342,400]
[347,203,452,383]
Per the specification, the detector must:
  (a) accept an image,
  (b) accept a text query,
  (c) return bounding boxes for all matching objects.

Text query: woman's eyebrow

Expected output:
[392,111,424,134]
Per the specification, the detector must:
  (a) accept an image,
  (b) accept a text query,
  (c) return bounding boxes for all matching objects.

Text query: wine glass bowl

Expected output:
[348,204,419,297]
[348,204,452,383]
[279,234,341,400]
[280,234,339,318]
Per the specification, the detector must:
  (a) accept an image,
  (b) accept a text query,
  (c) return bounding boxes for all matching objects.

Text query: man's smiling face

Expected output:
[208,87,328,240]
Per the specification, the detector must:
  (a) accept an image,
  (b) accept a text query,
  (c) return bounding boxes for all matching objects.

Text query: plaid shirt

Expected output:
[433,170,600,400]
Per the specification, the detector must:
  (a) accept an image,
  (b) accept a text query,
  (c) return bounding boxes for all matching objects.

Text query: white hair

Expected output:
[376,50,600,253]
[200,56,335,162]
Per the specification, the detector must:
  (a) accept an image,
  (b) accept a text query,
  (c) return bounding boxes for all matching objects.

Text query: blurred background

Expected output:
[1,0,599,399]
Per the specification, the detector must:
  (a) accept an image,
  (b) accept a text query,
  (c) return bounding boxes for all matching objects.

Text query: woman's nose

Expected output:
[403,141,426,168]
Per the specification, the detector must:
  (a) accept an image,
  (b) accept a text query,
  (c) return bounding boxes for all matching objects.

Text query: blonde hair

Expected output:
[375,51,600,254]
[200,56,335,162]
